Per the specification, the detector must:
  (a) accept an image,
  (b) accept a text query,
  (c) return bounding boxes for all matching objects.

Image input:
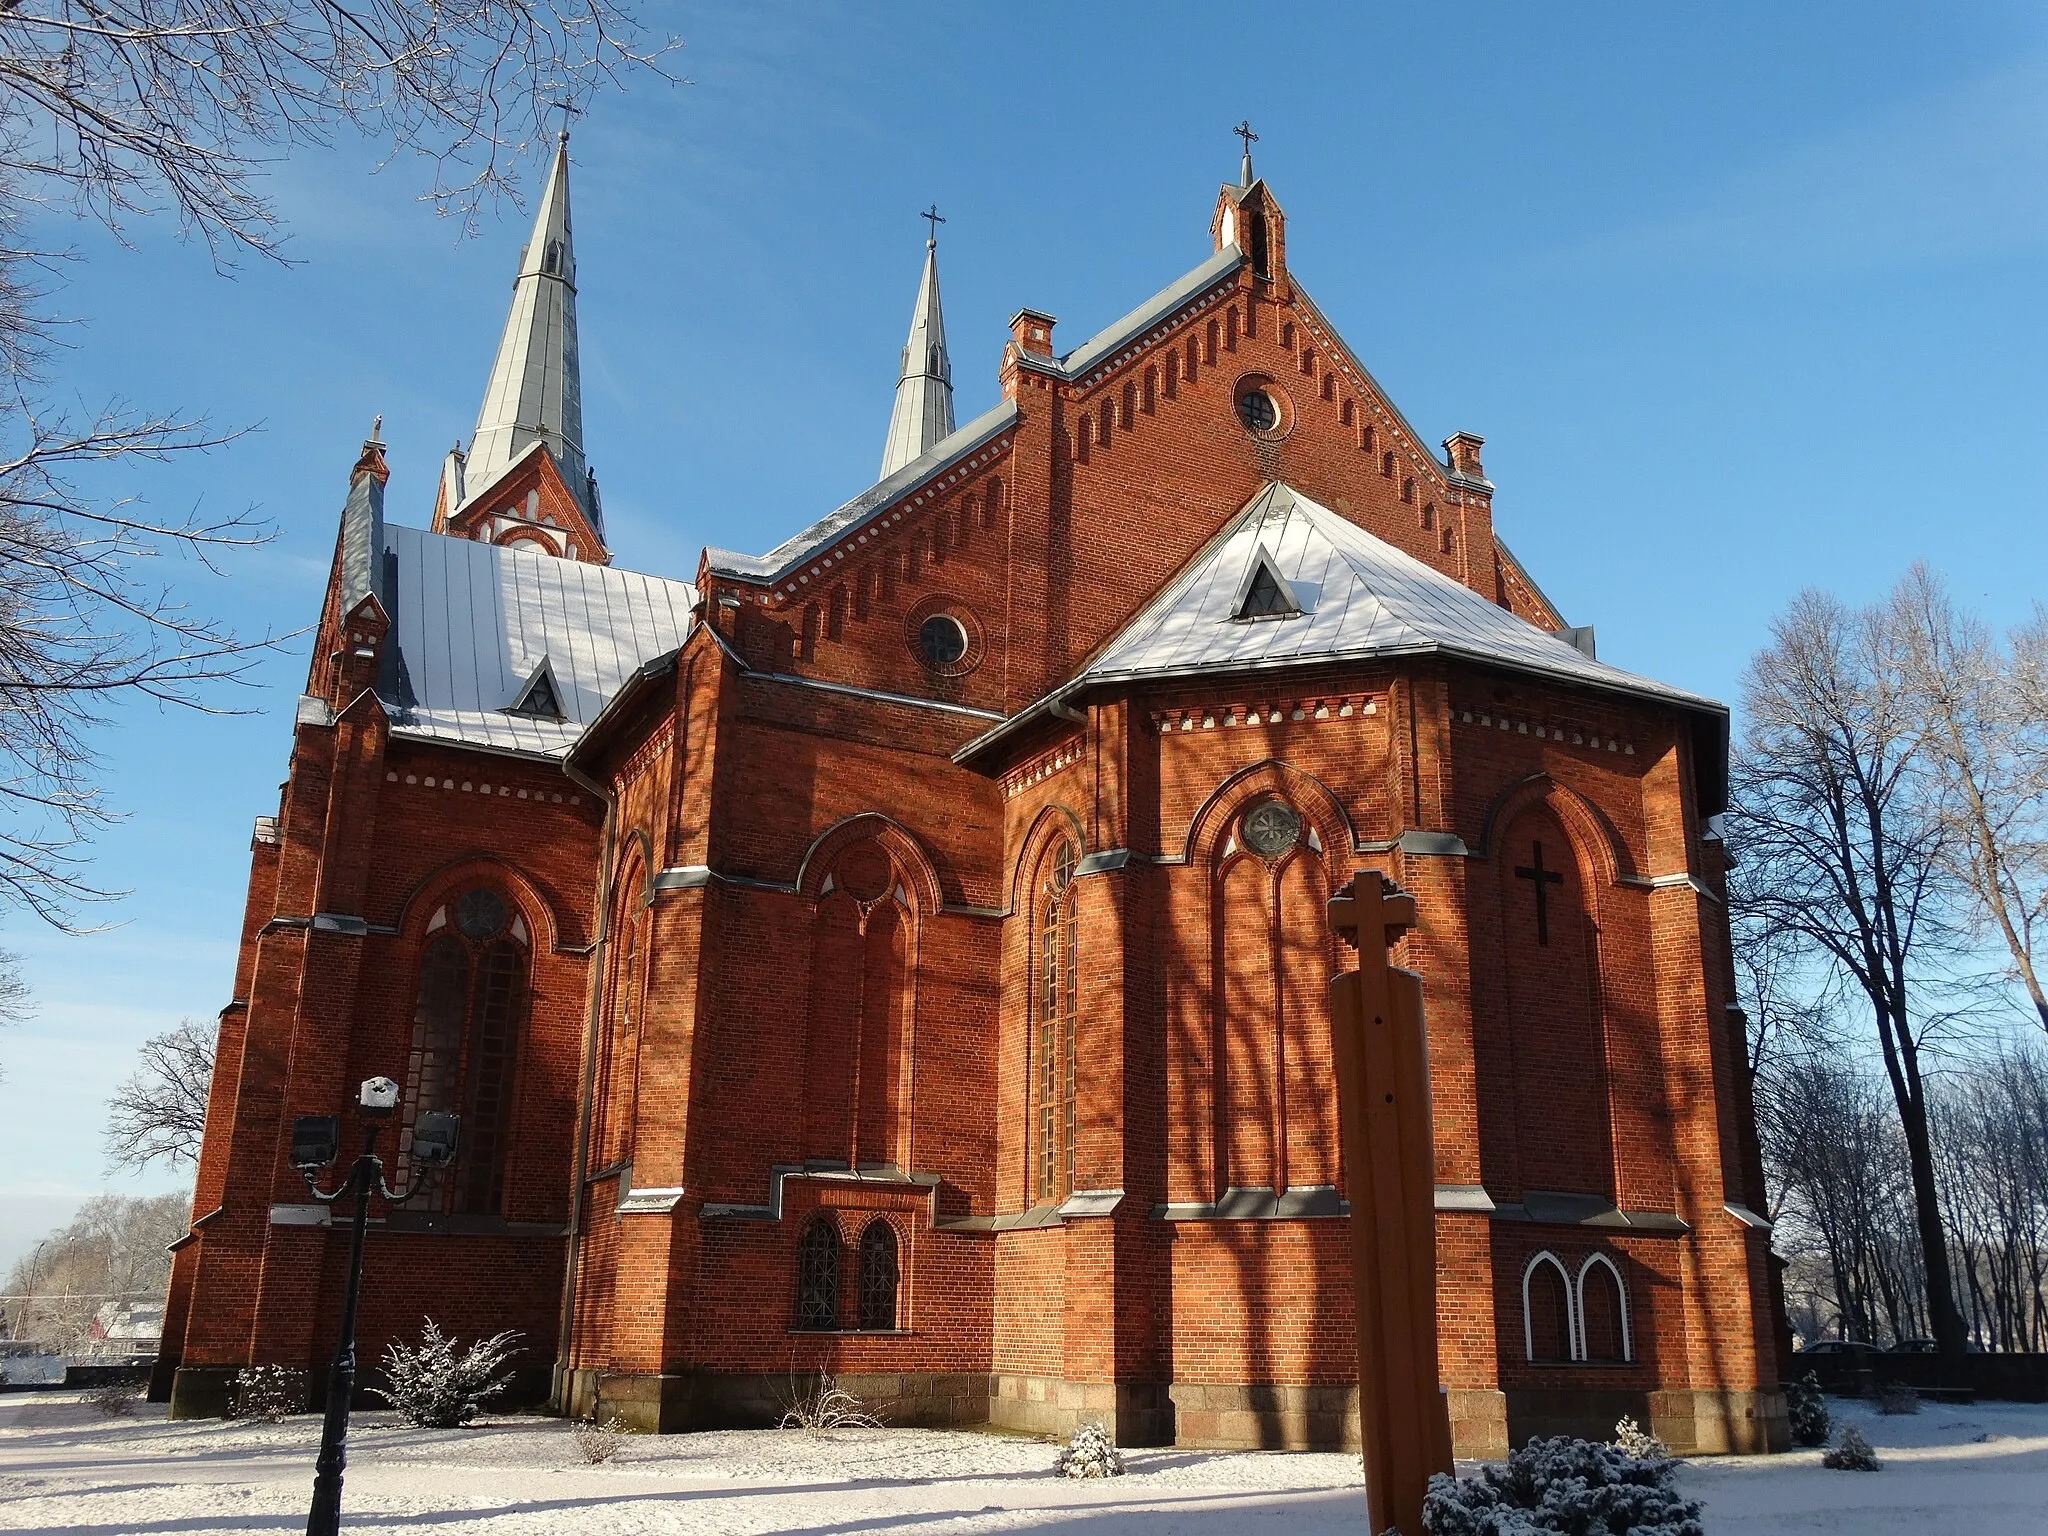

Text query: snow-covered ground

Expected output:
[0,1389,2043,1532]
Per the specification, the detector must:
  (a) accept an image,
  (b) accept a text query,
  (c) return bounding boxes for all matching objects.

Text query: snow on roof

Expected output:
[386,525,695,759]
[1041,244,1244,381]
[960,482,1722,760]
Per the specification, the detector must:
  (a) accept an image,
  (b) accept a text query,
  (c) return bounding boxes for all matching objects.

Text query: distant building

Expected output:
[83,1302,163,1359]
[160,135,1788,1455]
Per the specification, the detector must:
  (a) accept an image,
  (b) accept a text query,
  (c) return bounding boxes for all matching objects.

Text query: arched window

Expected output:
[401,886,530,1214]
[857,1220,900,1330]
[794,1218,841,1331]
[1035,841,1080,1204]
[1524,1252,1575,1363]
[1578,1254,1631,1363]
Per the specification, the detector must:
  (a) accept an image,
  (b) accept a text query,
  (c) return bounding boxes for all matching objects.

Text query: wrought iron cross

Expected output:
[1234,119,1259,155]
[921,203,945,242]
[1514,840,1564,946]
[550,97,582,142]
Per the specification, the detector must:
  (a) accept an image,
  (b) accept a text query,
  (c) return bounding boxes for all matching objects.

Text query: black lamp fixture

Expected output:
[295,1078,459,1536]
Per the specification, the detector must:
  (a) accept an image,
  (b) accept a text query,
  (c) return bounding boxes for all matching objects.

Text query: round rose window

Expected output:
[1242,799,1302,857]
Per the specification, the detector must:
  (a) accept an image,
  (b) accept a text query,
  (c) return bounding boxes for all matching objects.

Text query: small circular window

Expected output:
[1237,388,1279,434]
[1242,799,1302,857]
[919,614,968,668]
[454,887,508,940]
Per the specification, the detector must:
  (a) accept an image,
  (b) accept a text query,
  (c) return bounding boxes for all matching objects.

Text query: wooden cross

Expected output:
[921,203,945,242]
[1234,119,1259,155]
[1514,840,1564,946]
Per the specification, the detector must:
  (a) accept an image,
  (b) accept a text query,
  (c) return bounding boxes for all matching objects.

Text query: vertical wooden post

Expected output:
[1328,869,1455,1533]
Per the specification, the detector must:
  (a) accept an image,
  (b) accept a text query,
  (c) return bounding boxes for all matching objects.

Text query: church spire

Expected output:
[465,131,589,518]
[878,208,955,480]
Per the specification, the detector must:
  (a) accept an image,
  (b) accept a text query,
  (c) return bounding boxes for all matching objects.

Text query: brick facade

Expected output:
[162,172,1788,1456]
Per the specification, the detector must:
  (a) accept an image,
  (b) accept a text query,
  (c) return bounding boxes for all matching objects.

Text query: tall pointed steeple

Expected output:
[878,213,955,480]
[465,132,589,518]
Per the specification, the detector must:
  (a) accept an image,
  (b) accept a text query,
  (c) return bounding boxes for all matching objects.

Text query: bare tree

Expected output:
[0,4,677,926]
[0,3,682,261]
[105,1015,216,1171]
[1891,566,2048,1034]
[0,941,25,1076]
[1,1191,186,1350]
[1729,587,1970,1362]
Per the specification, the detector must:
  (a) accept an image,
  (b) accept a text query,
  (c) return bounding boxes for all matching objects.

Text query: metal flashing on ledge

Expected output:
[1434,1184,1496,1213]
[1055,1188,1126,1219]
[270,1204,331,1228]
[310,912,371,936]
[295,695,335,728]
[939,1205,1064,1232]
[1724,1202,1773,1231]
[618,1186,685,1215]
[753,669,1005,722]
[1075,849,1133,876]
[700,1162,941,1223]
[1492,1189,1690,1235]
[1152,1186,1348,1221]
[653,865,712,891]
[1396,830,1471,857]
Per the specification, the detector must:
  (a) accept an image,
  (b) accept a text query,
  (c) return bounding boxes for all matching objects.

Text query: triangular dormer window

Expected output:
[507,659,564,720]
[1232,545,1301,622]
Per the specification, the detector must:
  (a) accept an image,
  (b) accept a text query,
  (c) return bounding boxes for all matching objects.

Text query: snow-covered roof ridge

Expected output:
[385,524,695,760]
[959,483,1722,762]
[706,398,1018,583]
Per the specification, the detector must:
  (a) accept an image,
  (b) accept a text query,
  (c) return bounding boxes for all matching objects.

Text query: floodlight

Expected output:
[358,1077,400,1116]
[291,1115,340,1171]
[411,1110,461,1169]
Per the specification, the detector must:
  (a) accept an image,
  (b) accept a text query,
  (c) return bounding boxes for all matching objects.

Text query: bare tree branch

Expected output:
[104,1014,214,1171]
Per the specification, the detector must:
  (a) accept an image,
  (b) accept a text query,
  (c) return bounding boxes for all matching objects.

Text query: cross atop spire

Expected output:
[463,130,593,525]
[1234,119,1259,187]
[878,214,955,480]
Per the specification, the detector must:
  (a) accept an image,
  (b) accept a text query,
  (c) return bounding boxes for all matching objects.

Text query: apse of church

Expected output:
[160,135,1785,1461]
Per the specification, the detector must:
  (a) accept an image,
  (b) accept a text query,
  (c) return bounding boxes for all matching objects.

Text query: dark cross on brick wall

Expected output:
[1515,840,1564,946]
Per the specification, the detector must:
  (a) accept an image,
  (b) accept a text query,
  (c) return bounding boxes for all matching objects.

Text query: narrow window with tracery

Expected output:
[857,1220,899,1330]
[1036,841,1080,1204]
[794,1218,841,1331]
[400,886,530,1214]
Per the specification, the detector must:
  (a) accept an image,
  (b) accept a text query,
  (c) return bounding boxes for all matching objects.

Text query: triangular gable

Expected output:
[956,483,1724,766]
[439,440,609,565]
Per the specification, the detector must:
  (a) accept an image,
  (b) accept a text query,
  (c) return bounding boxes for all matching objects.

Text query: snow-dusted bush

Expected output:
[1784,1372,1830,1447]
[88,1379,142,1416]
[1873,1378,1919,1415]
[1822,1423,1882,1470]
[777,1373,882,1434]
[1421,1435,1702,1535]
[572,1415,627,1464]
[1612,1415,1669,1460]
[230,1365,304,1422]
[371,1320,521,1429]
[1054,1420,1126,1478]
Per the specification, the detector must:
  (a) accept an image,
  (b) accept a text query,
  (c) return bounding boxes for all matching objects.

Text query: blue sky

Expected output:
[3,3,2046,1277]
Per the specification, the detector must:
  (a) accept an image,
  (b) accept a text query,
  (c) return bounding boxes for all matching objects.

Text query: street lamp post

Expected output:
[292,1077,459,1536]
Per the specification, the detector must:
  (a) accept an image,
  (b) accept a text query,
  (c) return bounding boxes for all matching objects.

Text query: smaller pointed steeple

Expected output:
[879,209,955,480]
[465,131,587,516]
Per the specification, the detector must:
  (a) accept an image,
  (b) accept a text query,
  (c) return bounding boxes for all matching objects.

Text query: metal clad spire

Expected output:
[878,210,955,480]
[465,132,588,515]
[1235,119,1259,187]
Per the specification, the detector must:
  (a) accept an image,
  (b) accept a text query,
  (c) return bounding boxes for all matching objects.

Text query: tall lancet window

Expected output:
[401,886,530,1214]
[1035,841,1080,1204]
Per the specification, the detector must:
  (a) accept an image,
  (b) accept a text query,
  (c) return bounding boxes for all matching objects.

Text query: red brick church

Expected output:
[159,134,1789,1455]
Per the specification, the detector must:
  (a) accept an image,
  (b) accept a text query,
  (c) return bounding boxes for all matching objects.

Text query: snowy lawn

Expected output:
[0,1389,2044,1532]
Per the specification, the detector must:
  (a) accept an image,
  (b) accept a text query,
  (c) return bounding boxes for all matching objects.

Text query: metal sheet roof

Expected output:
[960,483,1722,761]
[705,398,1018,583]
[1053,244,1243,381]
[386,525,695,759]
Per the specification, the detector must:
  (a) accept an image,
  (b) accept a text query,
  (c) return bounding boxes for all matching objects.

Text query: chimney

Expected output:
[1009,308,1056,358]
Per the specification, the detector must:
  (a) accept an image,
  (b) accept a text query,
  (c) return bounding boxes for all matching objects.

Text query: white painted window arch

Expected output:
[1576,1251,1633,1364]
[1521,1250,1576,1364]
